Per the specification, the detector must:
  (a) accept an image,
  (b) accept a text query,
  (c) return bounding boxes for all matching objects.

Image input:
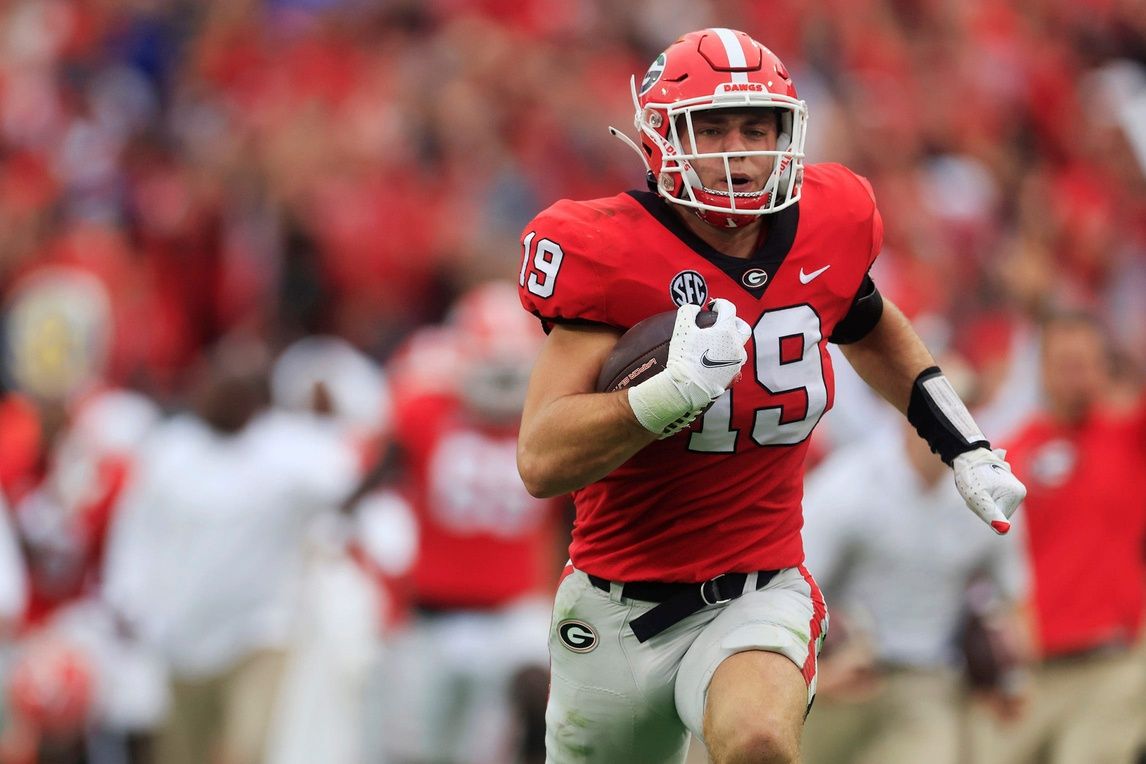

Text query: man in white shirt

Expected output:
[800,408,1028,764]
[103,347,360,764]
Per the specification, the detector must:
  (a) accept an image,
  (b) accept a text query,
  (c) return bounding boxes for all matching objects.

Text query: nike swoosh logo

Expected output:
[799,265,831,284]
[700,352,742,368]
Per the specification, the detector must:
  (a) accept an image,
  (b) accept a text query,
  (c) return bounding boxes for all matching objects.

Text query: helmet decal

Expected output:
[639,53,667,97]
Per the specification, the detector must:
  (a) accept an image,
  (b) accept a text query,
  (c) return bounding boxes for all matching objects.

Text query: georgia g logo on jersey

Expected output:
[669,270,708,307]
[742,268,769,288]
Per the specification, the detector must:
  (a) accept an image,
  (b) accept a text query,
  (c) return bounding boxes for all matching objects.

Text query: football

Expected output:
[595,308,717,393]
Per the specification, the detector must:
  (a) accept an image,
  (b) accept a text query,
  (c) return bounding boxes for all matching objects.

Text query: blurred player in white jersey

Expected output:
[263,335,413,764]
[375,281,564,764]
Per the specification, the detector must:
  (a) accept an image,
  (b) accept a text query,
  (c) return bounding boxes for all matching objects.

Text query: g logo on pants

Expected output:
[557,620,598,653]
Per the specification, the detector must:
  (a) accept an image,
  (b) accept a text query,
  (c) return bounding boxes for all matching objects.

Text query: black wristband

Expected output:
[907,366,991,466]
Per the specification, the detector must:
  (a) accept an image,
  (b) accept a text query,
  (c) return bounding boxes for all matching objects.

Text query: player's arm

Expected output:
[837,298,932,412]
[516,324,656,498]
[518,300,751,498]
[838,296,1026,533]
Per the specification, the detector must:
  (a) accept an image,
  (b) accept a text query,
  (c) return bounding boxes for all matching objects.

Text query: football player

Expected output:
[375,281,564,764]
[0,266,163,763]
[515,28,1027,764]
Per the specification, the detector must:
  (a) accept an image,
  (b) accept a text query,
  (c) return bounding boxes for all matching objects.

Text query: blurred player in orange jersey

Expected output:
[373,281,566,764]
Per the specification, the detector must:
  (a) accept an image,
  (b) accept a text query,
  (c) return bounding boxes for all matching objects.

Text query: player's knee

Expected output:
[709,723,799,764]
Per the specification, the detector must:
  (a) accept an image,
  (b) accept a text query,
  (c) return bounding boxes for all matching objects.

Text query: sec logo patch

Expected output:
[669,270,708,307]
[557,620,598,653]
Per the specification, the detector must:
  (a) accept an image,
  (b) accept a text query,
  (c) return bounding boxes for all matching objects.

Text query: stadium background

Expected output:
[0,0,1143,762]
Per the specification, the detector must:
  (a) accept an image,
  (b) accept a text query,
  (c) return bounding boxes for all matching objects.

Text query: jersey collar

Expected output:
[626,190,800,298]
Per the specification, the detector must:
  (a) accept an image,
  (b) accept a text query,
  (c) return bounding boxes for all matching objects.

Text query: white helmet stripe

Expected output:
[711,27,749,83]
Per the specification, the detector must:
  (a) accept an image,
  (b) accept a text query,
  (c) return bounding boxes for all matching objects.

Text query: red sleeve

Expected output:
[1135,391,1146,453]
[869,204,884,266]
[518,200,612,332]
[851,172,883,267]
[0,396,42,501]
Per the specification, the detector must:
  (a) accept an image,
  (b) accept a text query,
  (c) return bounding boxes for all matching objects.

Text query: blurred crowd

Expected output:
[0,0,1144,762]
[1,0,1145,382]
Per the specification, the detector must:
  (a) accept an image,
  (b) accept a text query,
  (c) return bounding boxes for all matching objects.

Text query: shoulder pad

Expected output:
[517,196,634,332]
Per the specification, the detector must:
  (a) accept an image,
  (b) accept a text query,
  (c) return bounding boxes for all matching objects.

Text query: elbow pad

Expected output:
[829,276,884,344]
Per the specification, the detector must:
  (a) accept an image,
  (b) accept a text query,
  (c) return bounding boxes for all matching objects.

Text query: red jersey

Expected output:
[518,164,882,582]
[396,391,560,610]
[0,391,151,627]
[1005,398,1146,657]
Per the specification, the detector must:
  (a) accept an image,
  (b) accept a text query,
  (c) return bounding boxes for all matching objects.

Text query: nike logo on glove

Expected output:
[700,351,743,368]
[799,265,830,284]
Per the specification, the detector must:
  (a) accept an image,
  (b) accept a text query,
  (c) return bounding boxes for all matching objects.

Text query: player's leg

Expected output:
[965,670,1054,764]
[545,568,692,764]
[675,566,829,764]
[418,599,552,764]
[375,613,462,763]
[510,664,549,764]
[851,669,962,764]
[800,689,882,764]
[156,673,223,764]
[496,598,553,764]
[218,648,287,764]
[1049,651,1146,764]
[702,651,806,763]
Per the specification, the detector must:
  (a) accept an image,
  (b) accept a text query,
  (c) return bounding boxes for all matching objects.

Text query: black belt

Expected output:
[588,570,779,643]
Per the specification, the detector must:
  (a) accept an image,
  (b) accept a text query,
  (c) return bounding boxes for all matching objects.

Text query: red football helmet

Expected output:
[7,636,94,735]
[446,281,544,422]
[613,28,808,228]
[3,266,112,402]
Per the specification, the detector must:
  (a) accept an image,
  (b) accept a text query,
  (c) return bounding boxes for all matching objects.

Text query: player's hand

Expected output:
[666,299,752,402]
[953,448,1027,534]
[627,299,751,437]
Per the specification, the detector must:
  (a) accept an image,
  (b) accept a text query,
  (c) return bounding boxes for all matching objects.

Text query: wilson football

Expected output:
[595,308,717,393]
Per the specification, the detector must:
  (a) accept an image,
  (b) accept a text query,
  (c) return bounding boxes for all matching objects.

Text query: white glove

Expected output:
[627,299,751,438]
[953,448,1027,535]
